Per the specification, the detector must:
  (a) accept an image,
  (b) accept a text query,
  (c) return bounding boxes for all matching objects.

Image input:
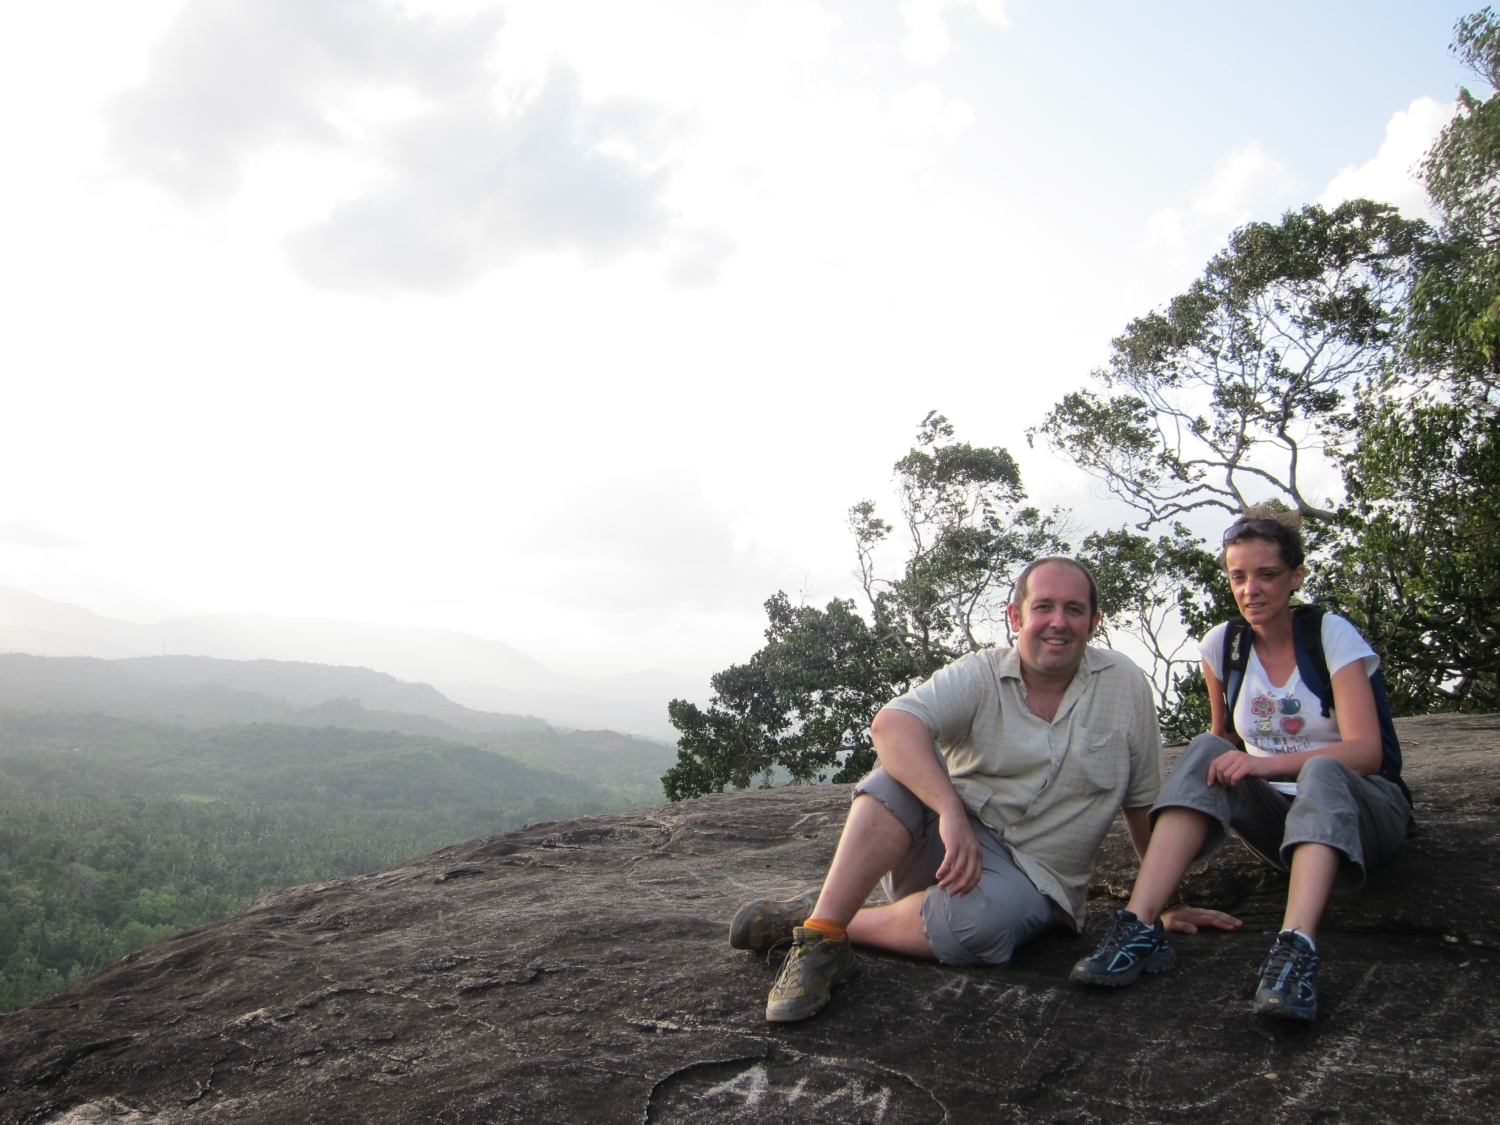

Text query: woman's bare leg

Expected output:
[1280,842,1339,940]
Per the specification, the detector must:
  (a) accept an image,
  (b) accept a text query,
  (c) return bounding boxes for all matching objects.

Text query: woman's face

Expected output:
[1225,537,1305,626]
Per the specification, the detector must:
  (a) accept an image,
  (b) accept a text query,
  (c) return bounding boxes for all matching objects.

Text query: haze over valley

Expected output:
[0,586,705,741]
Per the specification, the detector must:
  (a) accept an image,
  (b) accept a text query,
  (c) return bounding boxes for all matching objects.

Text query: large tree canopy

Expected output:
[1323,401,1500,712]
[1409,7,1500,397]
[1031,201,1430,526]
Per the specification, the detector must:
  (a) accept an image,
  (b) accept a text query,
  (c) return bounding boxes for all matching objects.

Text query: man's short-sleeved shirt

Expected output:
[882,645,1163,929]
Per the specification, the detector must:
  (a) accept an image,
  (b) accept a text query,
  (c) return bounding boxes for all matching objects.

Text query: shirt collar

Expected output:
[996,644,1104,683]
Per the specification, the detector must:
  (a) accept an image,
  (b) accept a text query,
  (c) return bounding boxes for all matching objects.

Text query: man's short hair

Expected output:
[1012,557,1099,617]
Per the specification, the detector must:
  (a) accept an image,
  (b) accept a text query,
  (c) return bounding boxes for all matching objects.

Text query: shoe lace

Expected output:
[765,934,798,969]
[1090,911,1136,956]
[1261,933,1314,987]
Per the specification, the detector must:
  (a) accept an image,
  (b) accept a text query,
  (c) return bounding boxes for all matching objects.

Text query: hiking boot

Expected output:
[1253,930,1319,1021]
[729,889,820,952]
[1069,908,1177,986]
[765,927,857,1023]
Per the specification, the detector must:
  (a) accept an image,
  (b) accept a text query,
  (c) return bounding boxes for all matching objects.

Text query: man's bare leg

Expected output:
[1124,807,1212,924]
[806,794,933,957]
[847,894,935,959]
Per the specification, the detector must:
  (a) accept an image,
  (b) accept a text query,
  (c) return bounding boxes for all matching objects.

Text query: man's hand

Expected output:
[1205,749,1273,789]
[1160,905,1243,934]
[933,808,983,896]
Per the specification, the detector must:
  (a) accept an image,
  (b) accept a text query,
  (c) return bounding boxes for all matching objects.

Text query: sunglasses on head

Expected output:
[1222,518,1287,544]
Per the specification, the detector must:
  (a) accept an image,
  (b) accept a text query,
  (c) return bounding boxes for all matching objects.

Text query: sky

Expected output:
[0,0,1481,681]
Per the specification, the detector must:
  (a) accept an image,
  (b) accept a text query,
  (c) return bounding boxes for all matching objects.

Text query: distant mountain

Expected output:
[0,652,679,807]
[0,587,707,739]
[0,652,538,735]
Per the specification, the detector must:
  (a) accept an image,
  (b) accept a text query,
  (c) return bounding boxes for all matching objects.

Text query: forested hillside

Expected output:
[0,656,677,1013]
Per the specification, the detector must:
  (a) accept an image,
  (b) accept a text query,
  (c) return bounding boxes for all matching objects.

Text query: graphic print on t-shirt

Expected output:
[1251,689,1315,753]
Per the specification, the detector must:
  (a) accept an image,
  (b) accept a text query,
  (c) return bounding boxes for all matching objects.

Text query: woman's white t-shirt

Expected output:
[1198,613,1378,795]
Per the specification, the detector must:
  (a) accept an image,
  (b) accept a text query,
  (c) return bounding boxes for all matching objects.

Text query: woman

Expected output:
[1070,507,1413,1020]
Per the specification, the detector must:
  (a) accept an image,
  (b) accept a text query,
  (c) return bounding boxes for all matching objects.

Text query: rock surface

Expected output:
[2,714,1498,1124]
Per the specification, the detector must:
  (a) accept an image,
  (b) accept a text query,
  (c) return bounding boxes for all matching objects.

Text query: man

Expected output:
[730,556,1232,1022]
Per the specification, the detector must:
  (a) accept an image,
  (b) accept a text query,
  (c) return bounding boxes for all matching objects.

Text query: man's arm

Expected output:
[869,707,983,896]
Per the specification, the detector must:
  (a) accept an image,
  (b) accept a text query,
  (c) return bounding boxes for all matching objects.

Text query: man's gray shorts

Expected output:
[853,767,1054,967]
[1151,734,1413,895]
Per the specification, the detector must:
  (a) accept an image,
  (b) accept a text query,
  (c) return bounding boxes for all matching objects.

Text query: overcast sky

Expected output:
[0,0,1479,679]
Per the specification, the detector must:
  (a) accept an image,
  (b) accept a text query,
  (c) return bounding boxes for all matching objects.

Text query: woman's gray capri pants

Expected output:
[853,766,1054,967]
[1152,734,1413,895]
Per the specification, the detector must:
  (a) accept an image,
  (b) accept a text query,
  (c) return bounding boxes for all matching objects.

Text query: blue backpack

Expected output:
[1222,604,1412,806]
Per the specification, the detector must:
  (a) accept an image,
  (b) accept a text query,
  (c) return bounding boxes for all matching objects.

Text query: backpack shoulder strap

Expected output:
[1292,604,1335,718]
[1222,617,1252,717]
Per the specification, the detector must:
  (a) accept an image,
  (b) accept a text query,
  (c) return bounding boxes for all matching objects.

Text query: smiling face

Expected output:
[1006,561,1101,682]
[1224,538,1306,626]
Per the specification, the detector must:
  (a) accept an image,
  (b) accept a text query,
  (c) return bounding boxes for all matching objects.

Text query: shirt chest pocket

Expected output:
[1062,730,1123,795]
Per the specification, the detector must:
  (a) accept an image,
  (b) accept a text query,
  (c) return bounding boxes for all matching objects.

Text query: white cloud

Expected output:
[0,520,82,550]
[741,0,840,68]
[1318,96,1455,220]
[105,0,500,203]
[106,0,701,293]
[663,226,738,291]
[900,0,1011,66]
[286,68,679,293]
[890,82,975,143]
[1143,140,1295,256]
[529,474,786,627]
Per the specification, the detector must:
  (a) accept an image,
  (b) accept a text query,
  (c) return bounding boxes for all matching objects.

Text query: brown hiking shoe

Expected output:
[728,889,820,952]
[765,927,857,1023]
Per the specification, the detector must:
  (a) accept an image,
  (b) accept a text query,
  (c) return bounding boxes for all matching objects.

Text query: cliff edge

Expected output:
[1,714,1497,1124]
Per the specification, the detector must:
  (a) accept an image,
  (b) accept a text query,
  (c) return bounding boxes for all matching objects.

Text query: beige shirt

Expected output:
[883,645,1163,929]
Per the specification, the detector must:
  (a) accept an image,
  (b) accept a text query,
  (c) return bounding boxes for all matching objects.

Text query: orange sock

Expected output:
[803,918,847,942]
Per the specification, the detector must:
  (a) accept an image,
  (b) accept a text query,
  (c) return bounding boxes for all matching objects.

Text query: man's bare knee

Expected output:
[846,791,916,844]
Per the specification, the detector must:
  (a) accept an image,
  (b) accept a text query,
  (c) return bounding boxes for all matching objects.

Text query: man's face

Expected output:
[1006,562,1100,681]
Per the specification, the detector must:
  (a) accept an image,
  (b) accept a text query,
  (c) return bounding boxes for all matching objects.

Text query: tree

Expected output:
[662,415,1066,800]
[1031,202,1431,527]
[1322,399,1500,713]
[1409,7,1500,400]
[1314,11,1500,715]
[1075,524,1230,741]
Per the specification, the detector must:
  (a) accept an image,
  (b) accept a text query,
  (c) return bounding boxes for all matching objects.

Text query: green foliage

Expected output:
[663,594,902,797]
[1076,524,1227,729]
[1321,400,1500,712]
[1411,8,1500,395]
[1032,201,1430,526]
[1160,666,1213,746]
[1309,9,1499,715]
[856,412,1066,658]
[0,710,627,1013]
[664,415,1065,800]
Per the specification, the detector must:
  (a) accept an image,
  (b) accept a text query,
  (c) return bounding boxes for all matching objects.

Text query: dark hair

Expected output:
[1221,504,1305,569]
[1012,557,1099,617]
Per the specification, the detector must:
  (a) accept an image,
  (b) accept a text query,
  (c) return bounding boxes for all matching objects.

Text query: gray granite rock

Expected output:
[2,714,1498,1124]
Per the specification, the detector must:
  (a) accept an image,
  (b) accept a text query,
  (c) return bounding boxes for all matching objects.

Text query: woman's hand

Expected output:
[1161,904,1243,934]
[1205,749,1276,788]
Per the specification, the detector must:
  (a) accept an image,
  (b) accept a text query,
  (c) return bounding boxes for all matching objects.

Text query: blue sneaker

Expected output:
[1070,909,1177,986]
[1253,930,1319,1020]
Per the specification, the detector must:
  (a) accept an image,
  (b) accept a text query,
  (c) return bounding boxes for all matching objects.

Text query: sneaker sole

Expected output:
[1069,945,1177,987]
[1253,989,1316,1021]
